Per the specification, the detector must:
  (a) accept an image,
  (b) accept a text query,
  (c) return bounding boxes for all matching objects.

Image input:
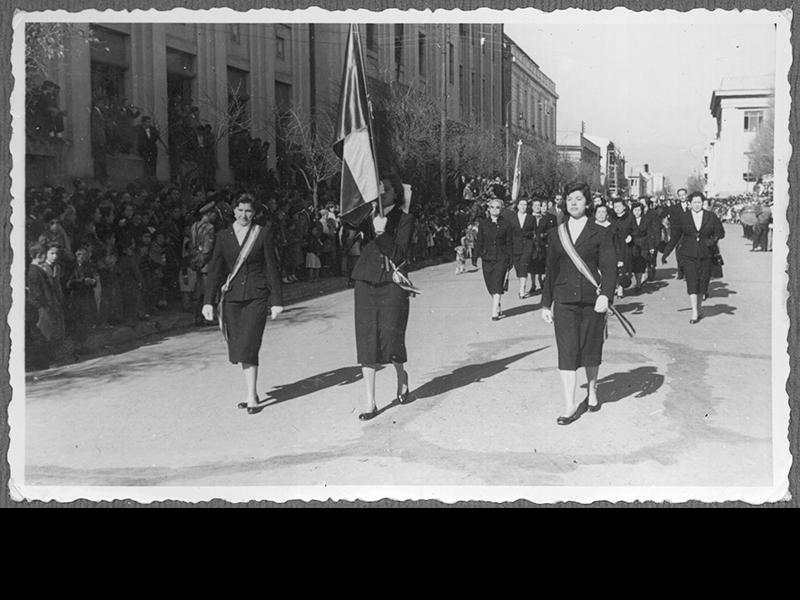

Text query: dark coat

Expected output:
[610,211,634,271]
[136,124,160,160]
[663,209,725,260]
[542,220,617,307]
[26,263,65,342]
[509,212,536,258]
[630,214,656,257]
[350,208,415,284]
[473,215,514,263]
[531,212,557,259]
[205,224,284,305]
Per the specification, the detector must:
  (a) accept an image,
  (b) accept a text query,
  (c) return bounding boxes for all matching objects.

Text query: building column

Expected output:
[129,23,169,182]
[63,24,93,181]
[248,24,276,170]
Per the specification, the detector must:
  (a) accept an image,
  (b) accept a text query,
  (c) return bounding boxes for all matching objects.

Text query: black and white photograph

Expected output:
[5,6,792,505]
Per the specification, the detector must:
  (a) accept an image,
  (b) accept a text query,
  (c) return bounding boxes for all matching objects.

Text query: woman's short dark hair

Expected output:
[562,182,594,218]
[514,196,530,211]
[688,191,706,204]
[28,241,45,260]
[380,172,405,208]
[233,193,256,208]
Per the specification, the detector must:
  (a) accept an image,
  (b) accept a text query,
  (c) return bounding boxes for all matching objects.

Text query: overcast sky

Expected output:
[504,19,777,188]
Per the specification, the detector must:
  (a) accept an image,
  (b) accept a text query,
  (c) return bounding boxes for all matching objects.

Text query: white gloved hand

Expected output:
[270,305,284,320]
[201,304,214,321]
[373,215,388,234]
[594,295,609,313]
[541,307,553,324]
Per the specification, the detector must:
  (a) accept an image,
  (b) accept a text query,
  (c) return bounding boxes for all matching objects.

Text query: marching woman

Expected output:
[629,202,653,292]
[351,173,415,421]
[529,198,558,295]
[509,196,536,299]
[541,183,617,425]
[610,197,634,298]
[203,193,284,414]
[473,198,514,320]
[662,191,725,324]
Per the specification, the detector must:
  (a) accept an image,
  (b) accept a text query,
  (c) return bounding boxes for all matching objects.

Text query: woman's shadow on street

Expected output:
[580,365,664,408]
[262,365,365,406]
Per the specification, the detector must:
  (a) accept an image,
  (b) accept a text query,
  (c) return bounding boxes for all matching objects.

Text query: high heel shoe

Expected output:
[557,400,587,425]
[238,401,265,415]
[358,407,378,421]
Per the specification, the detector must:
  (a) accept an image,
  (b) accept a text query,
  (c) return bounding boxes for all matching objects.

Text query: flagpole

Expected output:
[352,24,384,218]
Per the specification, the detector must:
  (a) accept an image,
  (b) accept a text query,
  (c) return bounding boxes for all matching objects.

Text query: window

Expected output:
[366,24,377,52]
[459,24,468,39]
[229,24,241,44]
[742,153,756,182]
[90,26,128,103]
[227,67,249,130]
[418,32,426,77]
[744,110,764,132]
[276,25,291,61]
[448,42,454,84]
[394,24,404,79]
[704,156,708,168]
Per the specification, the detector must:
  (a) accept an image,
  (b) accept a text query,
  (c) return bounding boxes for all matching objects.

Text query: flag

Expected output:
[510,140,523,202]
[333,24,381,228]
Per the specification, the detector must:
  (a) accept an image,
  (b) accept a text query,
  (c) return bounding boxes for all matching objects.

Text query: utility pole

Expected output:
[440,23,448,207]
[505,102,510,182]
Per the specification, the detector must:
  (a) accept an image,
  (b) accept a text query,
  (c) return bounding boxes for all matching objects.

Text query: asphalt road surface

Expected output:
[21,224,775,499]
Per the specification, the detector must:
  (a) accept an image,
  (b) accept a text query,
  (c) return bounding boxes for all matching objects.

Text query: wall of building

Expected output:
[706,95,772,197]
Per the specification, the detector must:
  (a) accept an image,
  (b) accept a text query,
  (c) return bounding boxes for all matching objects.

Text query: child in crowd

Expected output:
[305,223,324,282]
[454,244,467,274]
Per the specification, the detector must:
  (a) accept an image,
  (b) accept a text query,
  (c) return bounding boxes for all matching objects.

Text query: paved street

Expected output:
[22,224,773,492]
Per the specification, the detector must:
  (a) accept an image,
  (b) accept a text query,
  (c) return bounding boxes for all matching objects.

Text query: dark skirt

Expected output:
[631,252,649,275]
[682,256,712,296]
[553,301,606,370]
[223,296,269,365]
[513,253,531,277]
[482,258,509,294]
[354,280,410,365]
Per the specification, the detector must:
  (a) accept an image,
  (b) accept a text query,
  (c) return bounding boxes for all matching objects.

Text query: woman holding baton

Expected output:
[541,183,617,424]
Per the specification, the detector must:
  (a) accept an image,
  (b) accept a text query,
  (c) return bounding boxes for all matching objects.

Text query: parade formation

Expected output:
[17,17,781,496]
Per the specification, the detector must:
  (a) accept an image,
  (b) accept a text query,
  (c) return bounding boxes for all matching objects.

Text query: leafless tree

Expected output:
[276,106,341,208]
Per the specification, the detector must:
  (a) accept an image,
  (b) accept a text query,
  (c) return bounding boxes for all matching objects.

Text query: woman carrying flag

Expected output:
[540,183,617,425]
[202,194,284,414]
[350,173,416,421]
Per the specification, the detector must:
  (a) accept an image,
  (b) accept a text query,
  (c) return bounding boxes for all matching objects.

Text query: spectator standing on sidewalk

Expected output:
[189,201,218,325]
[26,242,66,358]
[65,245,98,353]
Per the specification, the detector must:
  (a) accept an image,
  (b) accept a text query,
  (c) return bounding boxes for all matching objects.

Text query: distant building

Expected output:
[557,129,601,190]
[503,34,558,145]
[705,75,774,197]
[26,22,509,188]
[584,134,626,197]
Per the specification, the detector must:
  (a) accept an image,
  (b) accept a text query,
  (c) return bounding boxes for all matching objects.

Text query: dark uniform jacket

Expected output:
[610,211,634,269]
[663,209,725,260]
[351,208,415,284]
[473,216,514,264]
[509,212,536,257]
[542,220,617,307]
[204,224,283,305]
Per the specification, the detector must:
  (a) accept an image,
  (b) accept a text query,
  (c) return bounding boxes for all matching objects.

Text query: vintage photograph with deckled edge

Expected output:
[6,6,793,504]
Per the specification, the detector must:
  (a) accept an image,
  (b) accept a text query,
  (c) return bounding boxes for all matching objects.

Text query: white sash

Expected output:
[218,224,262,340]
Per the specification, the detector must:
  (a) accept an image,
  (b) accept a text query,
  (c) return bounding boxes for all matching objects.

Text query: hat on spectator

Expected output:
[196,200,216,216]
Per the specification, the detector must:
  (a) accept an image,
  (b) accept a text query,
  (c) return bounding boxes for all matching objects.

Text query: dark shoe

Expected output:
[588,398,601,412]
[689,317,700,324]
[557,400,587,425]
[491,315,499,321]
[238,401,265,414]
[359,407,378,421]
[397,388,413,405]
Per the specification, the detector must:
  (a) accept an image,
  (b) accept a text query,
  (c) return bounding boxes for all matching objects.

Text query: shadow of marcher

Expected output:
[614,302,644,315]
[412,347,549,401]
[502,300,542,318]
[639,280,669,294]
[262,365,369,406]
[706,281,737,298]
[700,303,737,319]
[580,365,665,407]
